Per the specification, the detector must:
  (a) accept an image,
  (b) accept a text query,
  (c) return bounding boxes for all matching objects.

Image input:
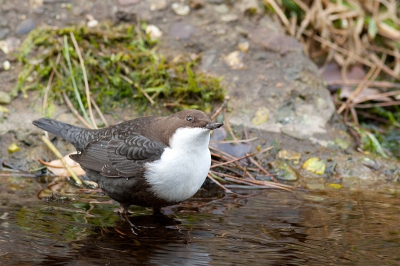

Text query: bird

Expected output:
[33,109,223,216]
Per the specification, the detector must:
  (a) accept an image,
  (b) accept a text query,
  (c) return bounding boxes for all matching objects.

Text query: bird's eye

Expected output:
[186,116,194,122]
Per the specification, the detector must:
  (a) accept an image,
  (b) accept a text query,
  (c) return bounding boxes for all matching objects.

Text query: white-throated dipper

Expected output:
[33,109,223,215]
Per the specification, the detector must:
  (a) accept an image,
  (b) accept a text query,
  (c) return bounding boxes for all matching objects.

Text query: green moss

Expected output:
[13,22,225,115]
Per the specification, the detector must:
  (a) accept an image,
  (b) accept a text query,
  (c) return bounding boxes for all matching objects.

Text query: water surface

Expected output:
[1,175,399,265]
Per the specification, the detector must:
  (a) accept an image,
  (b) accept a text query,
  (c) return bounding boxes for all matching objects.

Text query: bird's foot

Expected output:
[118,205,139,235]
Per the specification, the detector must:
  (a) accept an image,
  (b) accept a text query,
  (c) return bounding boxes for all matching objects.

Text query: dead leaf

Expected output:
[39,153,85,177]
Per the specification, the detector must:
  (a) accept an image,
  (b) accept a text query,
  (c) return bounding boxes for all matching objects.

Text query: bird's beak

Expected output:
[206,122,224,130]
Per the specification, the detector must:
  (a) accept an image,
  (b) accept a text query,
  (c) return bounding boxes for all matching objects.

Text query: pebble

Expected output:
[15,19,36,35]
[208,0,223,4]
[190,0,205,9]
[221,14,238,22]
[2,60,11,71]
[118,0,140,6]
[224,51,245,70]
[238,39,249,52]
[87,20,98,28]
[0,28,10,40]
[171,3,190,16]
[149,0,167,11]
[146,25,162,40]
[214,4,229,14]
[0,91,11,104]
[170,22,195,39]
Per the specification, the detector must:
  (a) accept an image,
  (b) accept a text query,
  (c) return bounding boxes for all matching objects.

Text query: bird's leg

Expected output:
[118,204,139,234]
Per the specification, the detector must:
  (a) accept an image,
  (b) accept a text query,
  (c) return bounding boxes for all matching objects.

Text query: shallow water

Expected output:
[1,175,400,265]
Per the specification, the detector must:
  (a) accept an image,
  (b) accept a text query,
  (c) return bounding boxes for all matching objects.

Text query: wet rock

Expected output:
[118,0,140,6]
[302,157,326,175]
[0,28,10,40]
[249,28,303,55]
[221,14,238,22]
[269,160,298,181]
[0,91,11,104]
[170,22,195,39]
[305,178,325,190]
[171,3,190,16]
[214,4,229,13]
[224,51,245,70]
[15,19,36,35]
[277,150,302,165]
[149,0,168,10]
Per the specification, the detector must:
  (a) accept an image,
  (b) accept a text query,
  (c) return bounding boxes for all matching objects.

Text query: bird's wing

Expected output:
[70,133,166,178]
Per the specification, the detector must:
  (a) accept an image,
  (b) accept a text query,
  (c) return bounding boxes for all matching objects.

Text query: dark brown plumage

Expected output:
[33,110,223,215]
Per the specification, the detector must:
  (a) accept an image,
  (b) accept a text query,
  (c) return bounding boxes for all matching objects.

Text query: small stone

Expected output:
[118,0,140,6]
[15,19,36,35]
[0,91,11,104]
[171,3,190,16]
[221,14,238,22]
[224,51,246,70]
[238,39,249,52]
[238,0,260,15]
[0,28,10,40]
[87,19,98,28]
[146,25,162,40]
[149,0,167,10]
[214,4,229,13]
[190,0,205,9]
[2,60,11,71]
[170,22,195,39]
[115,10,137,22]
[208,0,223,4]
[251,107,269,125]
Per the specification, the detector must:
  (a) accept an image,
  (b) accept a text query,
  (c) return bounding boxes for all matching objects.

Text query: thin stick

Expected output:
[247,155,276,180]
[211,147,273,168]
[210,137,258,144]
[40,136,83,186]
[224,175,293,191]
[63,91,93,129]
[120,74,155,105]
[43,52,62,116]
[63,36,91,125]
[326,80,400,90]
[90,97,109,127]
[70,32,97,129]
[337,66,379,114]
[224,108,238,144]
[211,95,230,120]
[207,173,234,194]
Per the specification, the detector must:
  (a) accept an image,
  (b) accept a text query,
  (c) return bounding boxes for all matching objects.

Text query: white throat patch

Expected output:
[144,127,211,202]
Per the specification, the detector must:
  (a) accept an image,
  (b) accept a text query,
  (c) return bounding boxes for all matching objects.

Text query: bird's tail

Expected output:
[33,118,89,150]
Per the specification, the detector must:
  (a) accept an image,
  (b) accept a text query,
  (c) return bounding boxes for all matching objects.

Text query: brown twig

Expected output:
[211,95,230,120]
[120,74,155,105]
[62,91,93,129]
[70,32,97,129]
[90,97,109,127]
[211,147,272,168]
[207,173,234,194]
